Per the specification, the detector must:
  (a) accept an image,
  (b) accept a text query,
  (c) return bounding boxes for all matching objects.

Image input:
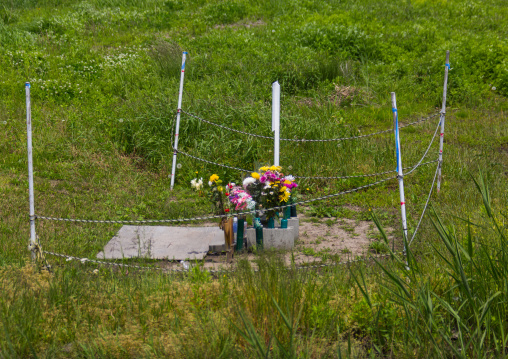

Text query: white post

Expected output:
[437,50,450,193]
[26,82,37,260]
[272,81,280,166]
[170,51,188,190]
[391,92,408,261]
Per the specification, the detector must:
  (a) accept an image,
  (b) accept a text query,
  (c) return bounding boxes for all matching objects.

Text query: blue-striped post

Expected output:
[391,92,408,264]
[170,51,188,190]
[437,50,450,192]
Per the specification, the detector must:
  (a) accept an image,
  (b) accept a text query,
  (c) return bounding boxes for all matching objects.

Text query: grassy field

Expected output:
[1,0,508,357]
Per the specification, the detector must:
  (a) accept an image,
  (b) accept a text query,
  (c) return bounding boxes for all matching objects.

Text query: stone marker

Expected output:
[245,227,294,249]
[97,225,224,261]
[288,218,299,240]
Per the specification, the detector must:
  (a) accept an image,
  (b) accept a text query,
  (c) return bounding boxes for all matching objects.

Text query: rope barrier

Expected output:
[36,175,398,224]
[42,249,400,274]
[182,109,440,142]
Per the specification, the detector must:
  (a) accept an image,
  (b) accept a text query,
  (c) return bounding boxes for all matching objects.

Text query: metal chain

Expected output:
[182,110,274,140]
[43,250,198,273]
[42,249,401,274]
[408,161,439,247]
[174,115,440,180]
[36,176,397,224]
[175,146,436,180]
[174,148,252,173]
[295,160,436,180]
[399,112,440,129]
[404,117,441,176]
[182,109,440,142]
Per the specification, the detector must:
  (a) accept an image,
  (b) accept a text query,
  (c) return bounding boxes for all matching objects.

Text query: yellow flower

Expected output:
[279,186,287,192]
[279,190,290,202]
[306,188,310,191]
[251,172,260,179]
[283,179,292,185]
[259,166,269,172]
[218,186,223,192]
[209,174,219,183]
[269,165,282,171]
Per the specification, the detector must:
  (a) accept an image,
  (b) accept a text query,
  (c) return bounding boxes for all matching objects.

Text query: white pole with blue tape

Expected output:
[272,81,280,167]
[391,92,408,261]
[170,51,187,190]
[437,50,450,193]
[26,82,37,260]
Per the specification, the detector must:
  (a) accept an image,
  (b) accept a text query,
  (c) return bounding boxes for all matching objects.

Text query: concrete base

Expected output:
[244,227,294,250]
[263,228,294,249]
[288,218,299,240]
[97,225,225,261]
[246,228,256,249]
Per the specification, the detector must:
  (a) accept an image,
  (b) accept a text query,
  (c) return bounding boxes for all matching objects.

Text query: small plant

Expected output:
[302,247,317,256]
[190,177,204,196]
[368,240,389,254]
[325,218,336,227]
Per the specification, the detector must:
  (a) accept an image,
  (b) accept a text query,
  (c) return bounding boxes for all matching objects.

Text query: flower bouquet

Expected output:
[225,184,255,251]
[207,174,234,251]
[242,165,298,228]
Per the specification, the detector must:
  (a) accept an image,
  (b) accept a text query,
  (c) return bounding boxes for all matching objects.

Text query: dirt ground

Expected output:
[159,207,394,272]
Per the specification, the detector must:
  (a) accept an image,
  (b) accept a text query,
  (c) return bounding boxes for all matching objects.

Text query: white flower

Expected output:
[264,183,272,189]
[209,181,213,186]
[190,178,197,188]
[243,177,256,188]
[284,175,295,181]
[177,163,182,169]
[492,86,496,91]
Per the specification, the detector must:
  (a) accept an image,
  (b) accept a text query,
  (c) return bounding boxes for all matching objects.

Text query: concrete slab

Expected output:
[97,225,225,261]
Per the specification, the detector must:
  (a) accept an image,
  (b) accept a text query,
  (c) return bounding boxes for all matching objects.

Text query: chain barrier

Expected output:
[182,109,440,142]
[404,117,441,176]
[36,175,397,224]
[42,249,401,274]
[175,146,436,180]
[408,161,439,247]
[174,148,252,173]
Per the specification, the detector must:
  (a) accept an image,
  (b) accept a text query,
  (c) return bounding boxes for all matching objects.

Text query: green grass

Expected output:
[1,0,508,357]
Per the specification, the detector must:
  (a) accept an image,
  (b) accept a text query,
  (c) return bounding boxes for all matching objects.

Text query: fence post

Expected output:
[437,50,450,192]
[170,51,188,190]
[391,92,409,264]
[26,82,37,260]
[272,81,280,167]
